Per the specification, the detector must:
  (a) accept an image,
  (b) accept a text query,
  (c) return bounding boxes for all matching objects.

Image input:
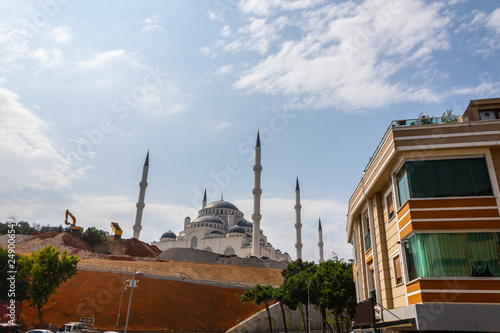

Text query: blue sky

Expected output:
[1,0,500,262]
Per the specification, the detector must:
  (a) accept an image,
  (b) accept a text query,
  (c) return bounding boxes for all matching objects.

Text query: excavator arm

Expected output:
[64,209,83,233]
[65,209,76,226]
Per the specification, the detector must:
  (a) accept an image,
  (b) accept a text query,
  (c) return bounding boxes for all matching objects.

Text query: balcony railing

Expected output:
[364,115,463,171]
[364,232,372,252]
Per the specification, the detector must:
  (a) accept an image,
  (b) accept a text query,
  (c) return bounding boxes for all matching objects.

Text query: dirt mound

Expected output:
[21,270,265,332]
[90,236,125,256]
[0,232,162,259]
[31,231,60,240]
[124,237,160,257]
[62,233,93,252]
[159,247,288,269]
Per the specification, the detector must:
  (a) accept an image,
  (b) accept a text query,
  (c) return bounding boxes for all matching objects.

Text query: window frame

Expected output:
[362,211,371,252]
[384,188,395,222]
[479,109,500,120]
[395,156,494,204]
[391,252,403,286]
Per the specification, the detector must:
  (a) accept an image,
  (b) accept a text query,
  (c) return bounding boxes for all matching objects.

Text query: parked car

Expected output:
[27,330,53,333]
[0,324,20,333]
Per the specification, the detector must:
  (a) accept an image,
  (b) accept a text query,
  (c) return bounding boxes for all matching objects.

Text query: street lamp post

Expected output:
[124,268,139,333]
[307,280,312,333]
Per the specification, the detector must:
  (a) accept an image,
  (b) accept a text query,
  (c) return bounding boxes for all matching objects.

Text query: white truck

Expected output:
[56,318,95,333]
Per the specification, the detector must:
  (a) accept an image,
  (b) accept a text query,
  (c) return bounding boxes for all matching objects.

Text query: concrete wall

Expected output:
[226,302,329,333]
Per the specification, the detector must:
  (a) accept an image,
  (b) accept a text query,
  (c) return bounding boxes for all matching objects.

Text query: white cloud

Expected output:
[452,81,500,96]
[487,8,500,34]
[207,10,223,22]
[213,64,233,76]
[0,85,84,192]
[77,50,140,68]
[223,0,451,110]
[143,16,167,34]
[50,26,72,44]
[220,25,231,37]
[208,121,232,135]
[454,10,487,34]
[239,0,325,17]
[201,46,211,56]
[31,48,62,68]
[134,79,191,118]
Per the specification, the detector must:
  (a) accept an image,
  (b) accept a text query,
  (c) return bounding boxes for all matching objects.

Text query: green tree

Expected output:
[281,259,317,332]
[237,284,276,333]
[82,226,107,245]
[311,257,356,333]
[0,248,30,303]
[20,246,79,318]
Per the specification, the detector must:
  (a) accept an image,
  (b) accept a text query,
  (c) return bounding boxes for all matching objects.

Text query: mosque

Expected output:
[131,131,324,263]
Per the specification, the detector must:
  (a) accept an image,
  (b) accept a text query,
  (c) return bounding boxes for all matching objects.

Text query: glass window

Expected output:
[470,158,493,196]
[386,192,394,220]
[454,159,475,196]
[396,157,493,204]
[396,164,410,206]
[190,236,198,248]
[393,255,402,285]
[407,161,426,198]
[436,159,458,196]
[404,232,500,280]
[422,161,440,198]
[224,247,235,255]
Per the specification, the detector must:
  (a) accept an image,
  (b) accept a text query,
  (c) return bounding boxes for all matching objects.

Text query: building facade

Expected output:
[347,98,500,332]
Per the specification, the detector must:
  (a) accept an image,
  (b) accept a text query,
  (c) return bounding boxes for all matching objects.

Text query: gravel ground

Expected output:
[159,247,288,269]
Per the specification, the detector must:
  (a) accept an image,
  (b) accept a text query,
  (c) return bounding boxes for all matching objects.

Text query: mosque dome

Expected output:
[192,215,224,224]
[237,219,253,228]
[209,230,224,235]
[205,200,239,211]
[228,225,245,234]
[161,230,177,239]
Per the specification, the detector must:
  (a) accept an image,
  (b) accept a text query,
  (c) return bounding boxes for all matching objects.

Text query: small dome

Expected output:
[228,225,245,234]
[192,215,224,224]
[209,230,224,235]
[161,230,176,239]
[205,200,239,211]
[237,219,252,228]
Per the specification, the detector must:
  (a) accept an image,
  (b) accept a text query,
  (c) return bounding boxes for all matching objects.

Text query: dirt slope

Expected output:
[22,270,264,332]
[79,258,284,286]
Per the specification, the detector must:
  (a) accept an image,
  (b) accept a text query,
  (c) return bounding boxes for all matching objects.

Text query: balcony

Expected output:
[365,115,463,171]
[364,232,372,252]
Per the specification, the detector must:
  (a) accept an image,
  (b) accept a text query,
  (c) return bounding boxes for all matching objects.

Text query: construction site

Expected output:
[0,230,286,332]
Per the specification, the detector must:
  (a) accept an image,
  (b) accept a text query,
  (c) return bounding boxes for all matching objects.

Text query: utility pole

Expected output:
[307,280,311,333]
[124,268,139,333]
[116,267,128,327]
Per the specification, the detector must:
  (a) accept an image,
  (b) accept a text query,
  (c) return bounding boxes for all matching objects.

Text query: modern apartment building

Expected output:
[347,98,500,332]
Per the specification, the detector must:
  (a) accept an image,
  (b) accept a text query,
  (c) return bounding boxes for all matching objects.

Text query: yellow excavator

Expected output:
[64,209,84,233]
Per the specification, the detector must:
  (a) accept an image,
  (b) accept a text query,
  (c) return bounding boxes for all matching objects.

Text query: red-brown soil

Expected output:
[21,270,264,332]
[62,233,93,252]
[124,237,161,257]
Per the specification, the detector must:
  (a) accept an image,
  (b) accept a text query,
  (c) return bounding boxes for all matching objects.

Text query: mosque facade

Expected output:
[151,195,291,261]
[148,131,292,262]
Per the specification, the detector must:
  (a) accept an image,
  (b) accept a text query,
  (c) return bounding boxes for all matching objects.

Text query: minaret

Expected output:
[133,151,149,239]
[318,217,324,263]
[295,176,303,260]
[251,130,262,257]
[202,188,207,209]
